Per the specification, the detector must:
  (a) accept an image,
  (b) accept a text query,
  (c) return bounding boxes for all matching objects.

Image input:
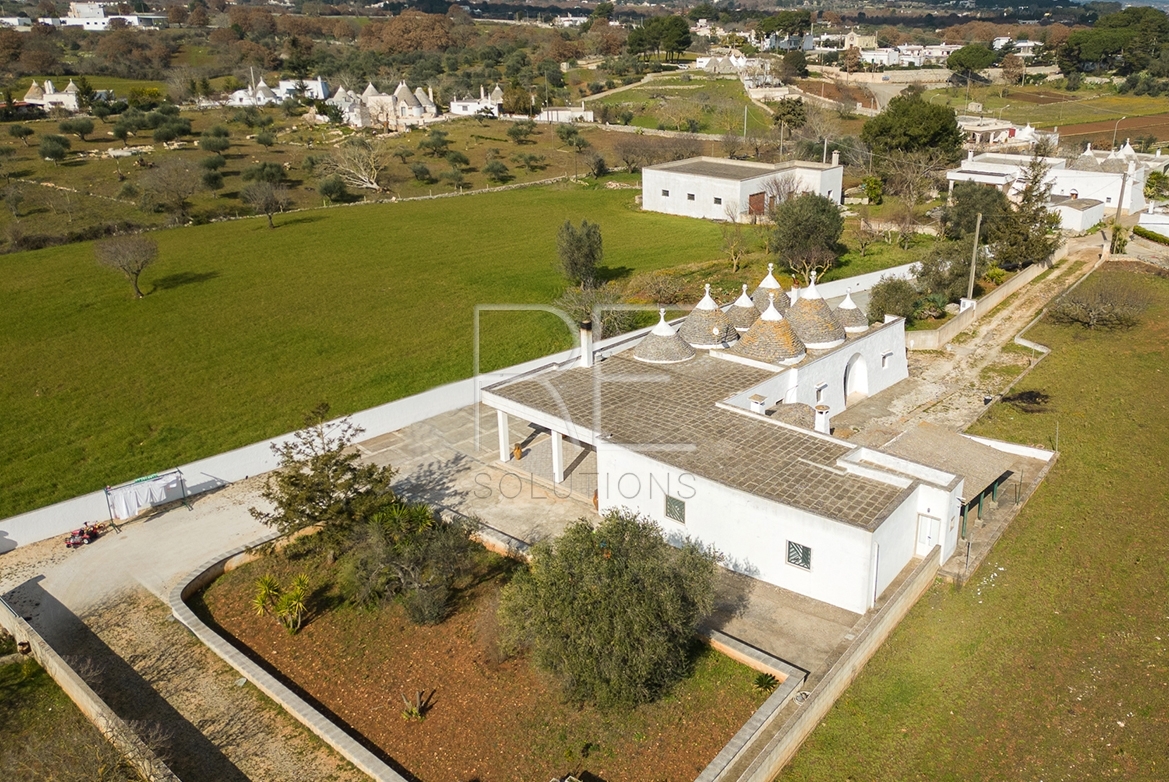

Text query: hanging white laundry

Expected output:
[107,473,180,520]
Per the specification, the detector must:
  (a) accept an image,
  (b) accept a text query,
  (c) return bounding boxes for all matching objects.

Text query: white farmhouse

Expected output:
[482,272,1042,614]
[22,79,80,112]
[642,156,844,222]
[1049,196,1104,232]
[450,84,504,117]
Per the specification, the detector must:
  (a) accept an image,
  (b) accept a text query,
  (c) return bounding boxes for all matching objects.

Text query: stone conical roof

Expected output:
[362,82,380,99]
[728,284,760,332]
[394,81,421,107]
[255,82,276,99]
[1070,150,1102,172]
[752,262,789,312]
[729,293,806,365]
[834,291,869,333]
[1100,155,1127,173]
[785,273,845,349]
[415,86,435,108]
[490,84,504,102]
[63,79,78,94]
[678,284,738,349]
[23,80,43,101]
[633,309,696,364]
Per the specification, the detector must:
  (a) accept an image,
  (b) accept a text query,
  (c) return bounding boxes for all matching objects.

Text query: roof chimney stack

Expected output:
[814,405,831,434]
[579,321,594,368]
[831,149,840,166]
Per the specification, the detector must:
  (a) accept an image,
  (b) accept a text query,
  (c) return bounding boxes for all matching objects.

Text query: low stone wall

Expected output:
[906,259,1052,351]
[724,546,942,782]
[0,597,180,782]
[168,537,409,782]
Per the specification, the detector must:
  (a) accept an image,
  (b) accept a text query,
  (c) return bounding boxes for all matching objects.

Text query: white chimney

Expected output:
[749,394,767,414]
[967,149,974,161]
[814,405,831,434]
[831,149,840,166]
[579,321,594,368]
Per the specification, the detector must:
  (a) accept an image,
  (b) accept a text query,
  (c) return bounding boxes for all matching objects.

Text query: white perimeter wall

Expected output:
[596,443,880,614]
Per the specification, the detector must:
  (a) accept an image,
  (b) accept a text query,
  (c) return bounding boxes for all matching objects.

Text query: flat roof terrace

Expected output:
[486,354,912,530]
[646,156,837,181]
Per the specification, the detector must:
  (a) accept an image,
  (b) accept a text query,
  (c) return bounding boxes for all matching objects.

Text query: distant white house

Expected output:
[538,104,593,123]
[993,37,1042,58]
[274,76,330,102]
[22,79,80,112]
[1049,197,1104,232]
[642,155,844,222]
[450,84,504,118]
[553,14,588,28]
[47,2,167,30]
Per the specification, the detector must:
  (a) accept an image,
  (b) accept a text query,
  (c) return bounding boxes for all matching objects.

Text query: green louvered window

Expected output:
[665,495,686,524]
[787,541,812,570]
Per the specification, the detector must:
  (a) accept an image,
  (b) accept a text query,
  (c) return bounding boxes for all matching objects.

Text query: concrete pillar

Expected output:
[497,410,510,462]
[552,430,564,484]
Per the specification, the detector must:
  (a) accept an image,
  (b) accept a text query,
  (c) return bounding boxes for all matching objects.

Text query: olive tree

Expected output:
[556,219,603,288]
[768,193,843,282]
[498,510,717,708]
[94,235,158,299]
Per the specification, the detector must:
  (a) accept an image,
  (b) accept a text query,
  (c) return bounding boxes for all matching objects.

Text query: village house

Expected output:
[322,81,439,130]
[449,84,504,118]
[642,155,844,221]
[22,79,80,113]
[482,271,1037,614]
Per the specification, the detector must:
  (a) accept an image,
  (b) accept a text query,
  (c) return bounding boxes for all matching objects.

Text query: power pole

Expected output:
[823,136,829,164]
[1110,169,1128,254]
[743,105,748,137]
[967,212,983,300]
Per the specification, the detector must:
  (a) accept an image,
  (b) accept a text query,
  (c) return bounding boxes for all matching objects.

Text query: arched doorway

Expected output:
[844,353,868,406]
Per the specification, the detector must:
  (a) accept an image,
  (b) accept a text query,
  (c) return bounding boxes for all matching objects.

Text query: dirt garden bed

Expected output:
[195,546,767,782]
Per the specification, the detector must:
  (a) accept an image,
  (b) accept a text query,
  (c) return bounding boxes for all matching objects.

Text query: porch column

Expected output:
[497,410,510,462]
[551,430,564,484]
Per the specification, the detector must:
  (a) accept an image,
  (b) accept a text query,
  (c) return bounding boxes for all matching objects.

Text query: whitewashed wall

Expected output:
[596,442,882,614]
[788,322,907,417]
[642,169,745,221]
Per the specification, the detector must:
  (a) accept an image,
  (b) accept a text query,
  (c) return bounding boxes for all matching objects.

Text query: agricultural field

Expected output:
[926,83,1169,141]
[0,108,705,249]
[780,267,1169,781]
[197,544,767,782]
[587,74,775,134]
[0,184,726,519]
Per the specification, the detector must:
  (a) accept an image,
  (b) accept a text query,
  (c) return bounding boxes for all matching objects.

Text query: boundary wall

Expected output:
[168,535,409,782]
[906,254,1060,351]
[0,597,180,782]
[717,546,942,782]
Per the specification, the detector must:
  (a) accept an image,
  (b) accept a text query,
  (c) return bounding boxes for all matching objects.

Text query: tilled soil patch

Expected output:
[198,549,767,782]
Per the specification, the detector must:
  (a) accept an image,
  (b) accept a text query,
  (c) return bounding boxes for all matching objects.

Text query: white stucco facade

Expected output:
[643,156,844,222]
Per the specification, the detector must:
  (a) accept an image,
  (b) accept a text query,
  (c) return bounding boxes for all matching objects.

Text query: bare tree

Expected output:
[720,132,743,159]
[721,201,749,272]
[95,235,158,298]
[612,138,649,173]
[242,181,291,228]
[763,173,802,222]
[884,149,949,207]
[319,137,391,192]
[139,158,200,223]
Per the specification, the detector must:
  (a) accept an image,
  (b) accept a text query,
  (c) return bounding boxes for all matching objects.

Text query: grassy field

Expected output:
[588,75,774,134]
[0,108,710,246]
[0,656,138,780]
[0,184,726,518]
[780,267,1169,781]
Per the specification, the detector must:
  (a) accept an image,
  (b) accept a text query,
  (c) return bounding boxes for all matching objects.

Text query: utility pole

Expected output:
[967,212,983,300]
[823,136,828,164]
[743,105,748,137]
[1111,169,1128,254]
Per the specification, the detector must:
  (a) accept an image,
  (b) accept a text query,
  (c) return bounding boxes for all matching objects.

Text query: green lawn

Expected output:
[0,657,138,779]
[925,84,1169,130]
[0,184,724,518]
[780,268,1169,781]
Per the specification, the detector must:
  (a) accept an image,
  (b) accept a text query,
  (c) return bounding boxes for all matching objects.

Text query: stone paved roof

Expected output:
[679,284,738,348]
[728,296,806,365]
[634,310,697,364]
[881,423,1019,501]
[769,402,815,430]
[728,285,760,332]
[489,354,909,529]
[834,292,869,334]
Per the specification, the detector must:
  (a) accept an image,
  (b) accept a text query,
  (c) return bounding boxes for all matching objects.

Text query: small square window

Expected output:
[787,541,812,570]
[881,351,893,369]
[815,383,827,403]
[713,196,722,205]
[1105,197,1112,204]
[662,189,670,197]
[665,495,686,523]
[687,193,695,201]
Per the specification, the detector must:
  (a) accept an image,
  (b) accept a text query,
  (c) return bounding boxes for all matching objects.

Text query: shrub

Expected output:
[1048,273,1150,330]
[1132,225,1169,246]
[410,162,432,183]
[868,276,919,323]
[241,162,285,184]
[318,174,349,203]
[498,510,717,709]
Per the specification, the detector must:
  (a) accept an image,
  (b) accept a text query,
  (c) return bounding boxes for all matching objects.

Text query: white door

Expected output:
[917,514,938,551]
